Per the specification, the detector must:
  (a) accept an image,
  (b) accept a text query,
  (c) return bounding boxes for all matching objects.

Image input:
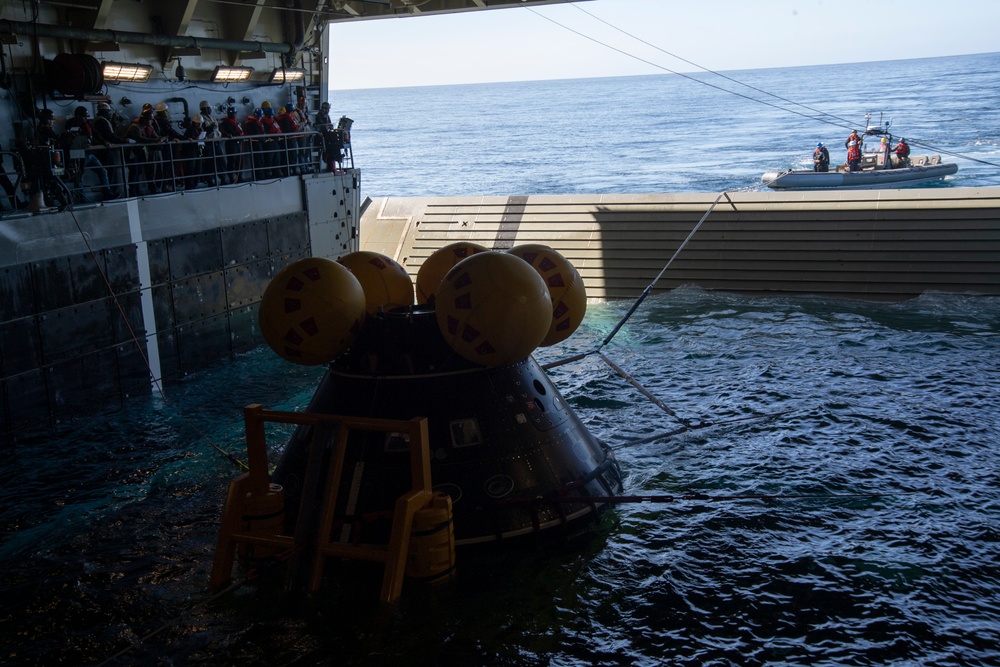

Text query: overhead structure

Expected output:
[0,0,588,87]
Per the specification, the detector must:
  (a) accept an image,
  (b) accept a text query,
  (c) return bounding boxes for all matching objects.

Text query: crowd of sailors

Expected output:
[812,131,909,172]
[1,97,351,211]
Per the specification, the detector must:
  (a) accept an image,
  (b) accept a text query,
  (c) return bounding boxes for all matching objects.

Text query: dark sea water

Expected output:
[3,54,1000,666]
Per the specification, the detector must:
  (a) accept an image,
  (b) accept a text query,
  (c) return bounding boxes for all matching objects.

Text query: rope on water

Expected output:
[611,409,797,449]
[494,491,900,509]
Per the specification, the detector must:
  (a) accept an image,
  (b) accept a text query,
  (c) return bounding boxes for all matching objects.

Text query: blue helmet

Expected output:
[253,108,263,118]
[817,142,823,147]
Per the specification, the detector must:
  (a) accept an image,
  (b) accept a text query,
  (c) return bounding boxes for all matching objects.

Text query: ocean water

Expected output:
[336,52,1000,197]
[3,55,1000,666]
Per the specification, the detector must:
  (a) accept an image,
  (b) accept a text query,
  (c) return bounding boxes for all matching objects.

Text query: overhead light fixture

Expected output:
[269,68,306,84]
[211,66,254,83]
[102,62,153,83]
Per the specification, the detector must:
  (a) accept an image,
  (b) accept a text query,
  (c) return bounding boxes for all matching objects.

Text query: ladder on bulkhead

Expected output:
[210,404,436,603]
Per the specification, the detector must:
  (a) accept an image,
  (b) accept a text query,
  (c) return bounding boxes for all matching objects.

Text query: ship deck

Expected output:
[360,186,1000,301]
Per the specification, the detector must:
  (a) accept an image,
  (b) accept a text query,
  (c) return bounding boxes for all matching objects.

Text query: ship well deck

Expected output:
[360,186,1000,301]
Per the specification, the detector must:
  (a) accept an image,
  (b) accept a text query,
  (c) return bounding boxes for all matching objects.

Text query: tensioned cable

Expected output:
[524,6,849,130]
[565,1,856,129]
[529,2,1000,169]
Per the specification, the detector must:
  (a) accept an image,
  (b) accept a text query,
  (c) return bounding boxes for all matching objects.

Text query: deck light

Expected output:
[211,66,254,83]
[102,62,153,83]
[269,68,306,84]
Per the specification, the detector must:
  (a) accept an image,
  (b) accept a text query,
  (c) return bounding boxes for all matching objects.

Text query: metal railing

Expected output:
[0,129,354,212]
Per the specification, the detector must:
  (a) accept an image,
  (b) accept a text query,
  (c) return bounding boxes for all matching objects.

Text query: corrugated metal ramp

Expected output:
[361,187,1000,301]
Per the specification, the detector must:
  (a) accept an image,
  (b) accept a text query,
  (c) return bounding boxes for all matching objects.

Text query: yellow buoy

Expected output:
[415,241,488,305]
[435,251,552,367]
[258,257,366,365]
[337,250,414,316]
[508,244,587,346]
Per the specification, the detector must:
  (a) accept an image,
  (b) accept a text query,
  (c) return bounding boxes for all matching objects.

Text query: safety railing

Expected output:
[0,129,354,212]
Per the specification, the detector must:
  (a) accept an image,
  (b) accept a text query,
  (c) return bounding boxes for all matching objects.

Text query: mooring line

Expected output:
[542,191,731,374]
[610,409,798,449]
[597,190,729,352]
[536,192,783,440]
[495,491,898,510]
[599,350,685,425]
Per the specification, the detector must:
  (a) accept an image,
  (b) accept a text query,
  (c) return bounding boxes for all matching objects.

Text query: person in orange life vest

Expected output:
[276,104,301,175]
[845,129,862,151]
[813,142,830,172]
[153,102,184,189]
[243,108,267,181]
[894,138,910,167]
[846,140,862,172]
[219,106,245,184]
[259,101,282,178]
[181,114,207,190]
[125,108,164,195]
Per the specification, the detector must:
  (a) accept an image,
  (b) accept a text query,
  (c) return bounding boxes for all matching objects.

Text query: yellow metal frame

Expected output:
[210,404,434,603]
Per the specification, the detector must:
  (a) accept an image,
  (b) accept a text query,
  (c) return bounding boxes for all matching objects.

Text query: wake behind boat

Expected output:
[761,120,959,190]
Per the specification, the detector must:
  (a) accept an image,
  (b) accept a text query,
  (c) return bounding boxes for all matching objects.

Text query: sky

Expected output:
[327,0,1000,90]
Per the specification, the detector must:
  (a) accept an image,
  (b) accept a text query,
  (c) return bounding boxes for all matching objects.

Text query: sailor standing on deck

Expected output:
[219,106,245,184]
[93,102,128,192]
[845,129,862,151]
[260,101,282,178]
[198,101,223,185]
[894,138,910,167]
[813,142,830,172]
[846,140,862,172]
